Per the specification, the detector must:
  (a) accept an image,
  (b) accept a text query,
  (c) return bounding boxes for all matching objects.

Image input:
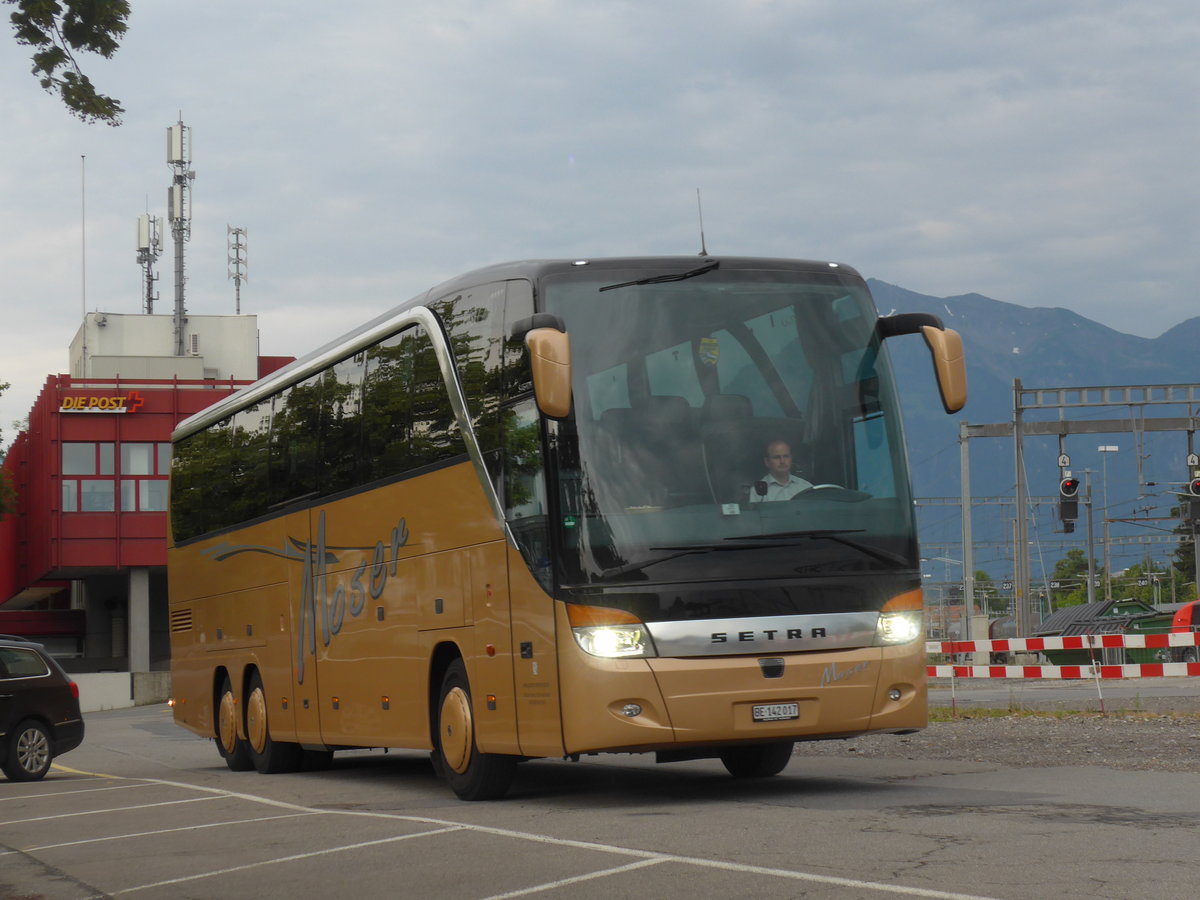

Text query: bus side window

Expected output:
[503,398,551,589]
[171,419,232,542]
[409,325,460,469]
[268,375,323,506]
[361,329,414,482]
[433,280,514,484]
[229,402,271,523]
[319,352,366,495]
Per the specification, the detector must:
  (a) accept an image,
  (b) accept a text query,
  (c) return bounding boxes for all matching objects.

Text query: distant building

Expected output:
[0,311,291,673]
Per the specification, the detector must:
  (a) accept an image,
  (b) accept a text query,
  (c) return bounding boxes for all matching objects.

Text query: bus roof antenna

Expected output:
[696,188,708,256]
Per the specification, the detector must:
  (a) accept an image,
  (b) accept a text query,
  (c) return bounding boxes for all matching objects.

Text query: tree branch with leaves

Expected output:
[6,0,130,125]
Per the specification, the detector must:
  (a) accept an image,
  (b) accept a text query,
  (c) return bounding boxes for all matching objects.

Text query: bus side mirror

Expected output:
[526,327,572,419]
[875,312,967,415]
[921,325,967,414]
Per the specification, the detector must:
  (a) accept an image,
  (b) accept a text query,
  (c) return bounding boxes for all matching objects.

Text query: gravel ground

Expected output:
[790,712,1200,773]
[789,684,1200,773]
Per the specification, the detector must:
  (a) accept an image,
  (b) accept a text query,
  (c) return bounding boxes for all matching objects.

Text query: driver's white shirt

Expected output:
[748,473,813,502]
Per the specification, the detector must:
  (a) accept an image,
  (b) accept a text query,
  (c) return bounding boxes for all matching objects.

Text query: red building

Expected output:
[0,311,291,674]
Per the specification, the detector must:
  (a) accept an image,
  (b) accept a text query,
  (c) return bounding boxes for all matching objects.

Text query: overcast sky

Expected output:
[2,1,1198,442]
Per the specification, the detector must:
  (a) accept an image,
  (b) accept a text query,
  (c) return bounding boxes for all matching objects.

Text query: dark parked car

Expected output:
[0,637,85,781]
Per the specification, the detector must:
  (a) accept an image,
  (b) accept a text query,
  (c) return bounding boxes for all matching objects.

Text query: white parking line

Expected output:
[109,776,1004,900]
[0,794,224,826]
[0,782,156,803]
[24,812,317,851]
[116,827,465,895]
[480,858,669,899]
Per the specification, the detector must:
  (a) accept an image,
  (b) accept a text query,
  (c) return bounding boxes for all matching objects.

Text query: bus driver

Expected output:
[749,439,813,502]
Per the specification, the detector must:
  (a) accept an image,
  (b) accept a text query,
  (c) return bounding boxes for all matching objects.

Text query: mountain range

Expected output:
[874,279,1200,572]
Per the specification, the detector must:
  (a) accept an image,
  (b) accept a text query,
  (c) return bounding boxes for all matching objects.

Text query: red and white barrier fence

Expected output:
[927,662,1200,679]
[925,632,1200,680]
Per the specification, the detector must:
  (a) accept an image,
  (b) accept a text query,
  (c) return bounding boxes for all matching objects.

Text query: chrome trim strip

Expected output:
[647,612,879,657]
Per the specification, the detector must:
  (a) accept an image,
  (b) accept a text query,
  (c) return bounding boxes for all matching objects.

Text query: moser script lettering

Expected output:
[820,660,870,687]
[204,509,409,682]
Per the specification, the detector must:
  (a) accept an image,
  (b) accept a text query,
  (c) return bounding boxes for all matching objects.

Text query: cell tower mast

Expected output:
[166,117,194,356]
[136,213,162,314]
[227,225,247,314]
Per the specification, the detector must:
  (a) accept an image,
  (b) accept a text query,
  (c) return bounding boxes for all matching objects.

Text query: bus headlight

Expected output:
[875,610,923,645]
[572,624,654,658]
[566,604,657,658]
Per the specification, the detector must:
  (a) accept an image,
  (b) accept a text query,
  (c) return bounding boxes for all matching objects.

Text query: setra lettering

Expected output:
[711,626,829,644]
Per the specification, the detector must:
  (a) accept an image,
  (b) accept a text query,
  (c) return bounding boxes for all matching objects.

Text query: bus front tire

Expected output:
[719,741,794,778]
[434,659,516,801]
[216,675,253,772]
[245,670,302,774]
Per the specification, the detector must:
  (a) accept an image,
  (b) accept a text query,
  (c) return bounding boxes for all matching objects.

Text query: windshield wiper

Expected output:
[598,540,764,580]
[598,260,719,293]
[725,530,911,568]
[598,529,907,580]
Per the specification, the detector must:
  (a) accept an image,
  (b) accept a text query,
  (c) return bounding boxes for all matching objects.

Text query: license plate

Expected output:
[752,702,799,722]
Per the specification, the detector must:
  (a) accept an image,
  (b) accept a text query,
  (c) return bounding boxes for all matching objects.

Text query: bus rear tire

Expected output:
[216,675,253,772]
[719,742,794,778]
[246,670,302,774]
[434,659,516,801]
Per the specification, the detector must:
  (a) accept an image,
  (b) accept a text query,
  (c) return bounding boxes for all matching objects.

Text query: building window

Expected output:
[121,478,168,512]
[80,480,115,512]
[62,442,114,475]
[119,443,171,511]
[61,441,170,513]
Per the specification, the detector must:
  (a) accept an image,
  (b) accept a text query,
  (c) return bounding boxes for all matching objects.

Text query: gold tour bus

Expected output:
[167,256,966,800]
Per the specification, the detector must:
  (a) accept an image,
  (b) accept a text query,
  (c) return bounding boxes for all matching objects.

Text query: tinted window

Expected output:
[320,353,366,494]
[0,646,50,678]
[361,328,416,481]
[270,376,322,506]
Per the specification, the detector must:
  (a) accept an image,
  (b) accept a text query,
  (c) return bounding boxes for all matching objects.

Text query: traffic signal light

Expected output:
[1058,476,1079,524]
[1189,476,1200,497]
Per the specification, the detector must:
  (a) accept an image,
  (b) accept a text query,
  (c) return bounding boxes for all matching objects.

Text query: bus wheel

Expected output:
[216,675,253,771]
[245,671,302,774]
[719,742,794,778]
[434,659,516,801]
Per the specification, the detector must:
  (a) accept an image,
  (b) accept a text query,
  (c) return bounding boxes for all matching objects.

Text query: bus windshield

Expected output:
[540,261,917,610]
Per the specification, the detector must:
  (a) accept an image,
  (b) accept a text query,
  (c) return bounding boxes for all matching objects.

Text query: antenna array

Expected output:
[227,226,248,314]
[167,118,195,355]
[136,214,162,314]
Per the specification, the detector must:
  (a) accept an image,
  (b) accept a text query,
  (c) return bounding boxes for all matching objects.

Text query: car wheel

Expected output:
[2,719,53,782]
[433,659,516,800]
[245,670,302,774]
[216,675,253,771]
[719,741,794,778]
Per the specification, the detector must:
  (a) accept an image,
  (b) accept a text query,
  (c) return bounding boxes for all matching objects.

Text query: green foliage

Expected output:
[6,0,129,125]
[1049,547,1098,608]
